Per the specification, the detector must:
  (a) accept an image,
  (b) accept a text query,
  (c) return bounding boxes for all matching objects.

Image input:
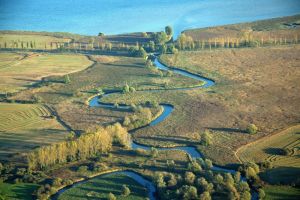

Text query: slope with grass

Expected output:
[0,52,93,93]
[0,103,69,163]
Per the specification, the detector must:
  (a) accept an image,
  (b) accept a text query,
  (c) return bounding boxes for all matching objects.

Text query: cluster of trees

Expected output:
[200,130,213,146]
[123,106,155,129]
[128,46,147,58]
[27,123,130,170]
[155,158,255,200]
[123,83,136,93]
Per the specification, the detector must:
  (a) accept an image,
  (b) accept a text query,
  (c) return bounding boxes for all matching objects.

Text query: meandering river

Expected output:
[53,57,258,199]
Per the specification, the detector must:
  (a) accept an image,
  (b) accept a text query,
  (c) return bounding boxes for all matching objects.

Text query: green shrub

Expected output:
[246,124,258,134]
[77,166,88,173]
[122,185,131,196]
[107,192,116,200]
[64,74,71,84]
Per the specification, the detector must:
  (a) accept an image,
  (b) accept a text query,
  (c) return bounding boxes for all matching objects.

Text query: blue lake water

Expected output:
[0,0,300,37]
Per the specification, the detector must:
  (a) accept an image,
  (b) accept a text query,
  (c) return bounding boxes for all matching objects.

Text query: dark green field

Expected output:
[58,174,148,200]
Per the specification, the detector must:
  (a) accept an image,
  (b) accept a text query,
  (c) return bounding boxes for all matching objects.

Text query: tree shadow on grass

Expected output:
[261,166,300,185]
[263,147,284,155]
[137,135,198,146]
[206,127,247,134]
[11,184,38,200]
[106,63,143,69]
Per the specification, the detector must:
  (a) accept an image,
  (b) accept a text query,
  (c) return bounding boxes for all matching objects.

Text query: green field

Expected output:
[264,185,300,200]
[0,103,70,162]
[58,173,148,200]
[0,52,93,93]
[0,182,38,200]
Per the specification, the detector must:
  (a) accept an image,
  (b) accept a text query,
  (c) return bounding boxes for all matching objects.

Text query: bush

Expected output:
[184,172,196,185]
[258,188,265,199]
[246,123,258,134]
[108,192,116,200]
[122,185,131,196]
[151,147,158,158]
[64,74,71,84]
[52,177,62,187]
[201,130,212,146]
[77,166,88,173]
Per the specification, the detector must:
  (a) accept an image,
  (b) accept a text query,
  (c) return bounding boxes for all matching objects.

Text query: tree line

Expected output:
[175,33,300,51]
[27,123,130,170]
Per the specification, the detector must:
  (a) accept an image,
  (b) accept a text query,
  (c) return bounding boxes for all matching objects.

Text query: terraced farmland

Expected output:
[0,52,93,93]
[0,103,69,162]
[237,125,300,183]
[237,125,300,167]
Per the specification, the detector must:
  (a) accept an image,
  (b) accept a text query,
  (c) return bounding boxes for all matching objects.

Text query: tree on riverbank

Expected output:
[201,130,212,146]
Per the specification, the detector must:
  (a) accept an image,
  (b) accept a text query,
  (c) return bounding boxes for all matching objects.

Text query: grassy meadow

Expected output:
[264,185,300,200]
[57,173,148,200]
[0,52,93,93]
[0,182,38,200]
[0,103,70,163]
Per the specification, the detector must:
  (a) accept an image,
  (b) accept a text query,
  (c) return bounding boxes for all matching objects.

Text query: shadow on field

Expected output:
[261,166,300,185]
[14,77,36,82]
[263,147,285,155]
[138,135,198,146]
[106,62,143,69]
[207,127,247,133]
